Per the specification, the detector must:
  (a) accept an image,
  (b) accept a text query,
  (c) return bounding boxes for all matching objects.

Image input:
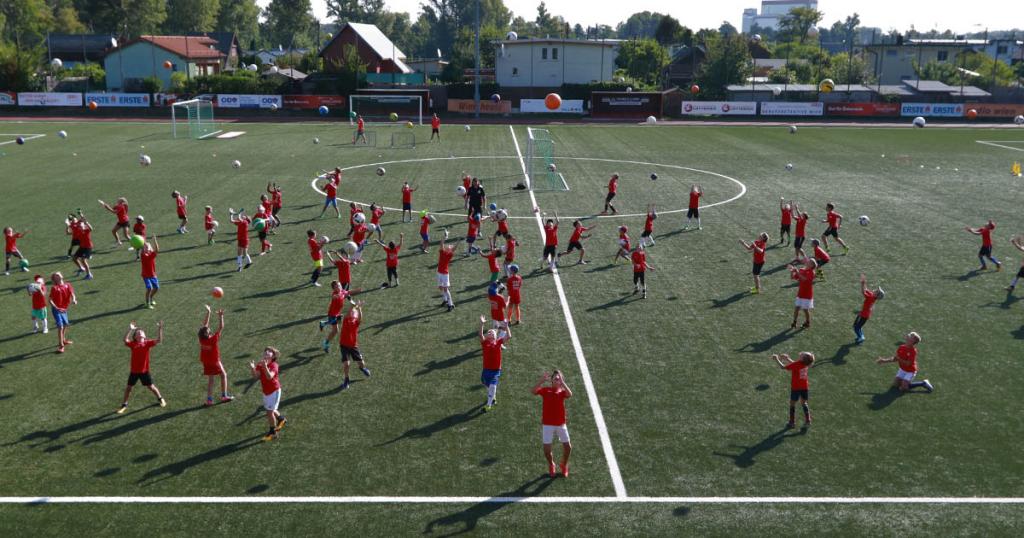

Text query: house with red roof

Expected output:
[103,35,226,91]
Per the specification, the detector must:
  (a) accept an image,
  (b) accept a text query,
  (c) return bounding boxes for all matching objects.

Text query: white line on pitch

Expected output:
[976,140,1024,152]
[0,133,46,146]
[508,125,627,498]
[2,496,1023,504]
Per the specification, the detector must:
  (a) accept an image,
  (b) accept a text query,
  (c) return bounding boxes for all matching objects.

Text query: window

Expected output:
[541,47,547,60]
[886,49,897,57]
[552,47,558,60]
[997,45,1008,54]
[512,67,519,76]
[937,50,948,61]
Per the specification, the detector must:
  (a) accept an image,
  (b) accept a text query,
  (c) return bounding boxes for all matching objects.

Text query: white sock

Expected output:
[696,218,701,228]
[42,318,48,332]
[486,384,497,406]
[245,253,252,264]
[32,319,38,330]
[236,255,243,267]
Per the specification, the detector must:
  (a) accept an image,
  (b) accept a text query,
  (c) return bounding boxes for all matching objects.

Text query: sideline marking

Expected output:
[309,155,746,220]
[976,140,1024,152]
[509,125,627,498]
[0,133,46,146]
[2,496,1022,504]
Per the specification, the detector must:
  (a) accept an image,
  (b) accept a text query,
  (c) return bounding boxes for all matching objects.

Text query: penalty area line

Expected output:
[976,140,1024,152]
[1,496,1023,505]
[509,125,627,499]
[0,133,46,146]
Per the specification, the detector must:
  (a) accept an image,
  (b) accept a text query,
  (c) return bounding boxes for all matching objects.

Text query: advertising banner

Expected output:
[84,93,151,107]
[0,91,15,106]
[681,101,757,115]
[825,103,900,116]
[520,99,584,113]
[282,95,347,109]
[17,92,83,107]
[447,98,511,114]
[760,102,824,116]
[900,102,964,117]
[964,103,1024,118]
[217,94,283,109]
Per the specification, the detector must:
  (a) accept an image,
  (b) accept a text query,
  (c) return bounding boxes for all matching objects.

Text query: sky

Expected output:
[264,0,1023,34]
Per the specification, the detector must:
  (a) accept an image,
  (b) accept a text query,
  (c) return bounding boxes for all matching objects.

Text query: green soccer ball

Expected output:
[253,218,267,232]
[19,258,29,269]
[389,112,399,122]
[349,110,357,119]
[129,235,145,249]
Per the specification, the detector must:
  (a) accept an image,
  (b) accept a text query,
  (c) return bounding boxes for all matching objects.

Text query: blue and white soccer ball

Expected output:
[913,116,926,128]
[318,105,329,116]
[858,215,870,226]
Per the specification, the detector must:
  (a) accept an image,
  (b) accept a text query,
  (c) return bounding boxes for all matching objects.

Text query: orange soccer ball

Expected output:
[690,84,700,95]
[544,93,562,111]
[211,286,224,299]
[88,101,98,111]
[966,109,978,120]
[163,60,173,69]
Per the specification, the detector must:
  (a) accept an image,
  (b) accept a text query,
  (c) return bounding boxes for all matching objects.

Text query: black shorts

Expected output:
[127,372,153,387]
[979,245,993,258]
[687,208,699,219]
[752,262,764,276]
[272,207,281,216]
[387,267,398,280]
[432,128,439,134]
[74,247,93,259]
[605,192,616,203]
[494,230,508,239]
[794,236,805,250]
[403,203,412,211]
[340,345,363,363]
[115,221,130,229]
[469,203,483,216]
[641,230,652,238]
[815,258,829,267]
[258,231,268,240]
[633,271,645,285]
[565,241,583,253]
[780,223,791,234]
[543,245,557,259]
[823,227,839,238]
[70,239,80,246]
[1017,266,1024,278]
[341,282,350,291]
[790,389,809,402]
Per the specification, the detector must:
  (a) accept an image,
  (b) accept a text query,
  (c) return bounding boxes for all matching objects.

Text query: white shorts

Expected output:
[369,223,380,232]
[542,424,570,444]
[263,389,281,412]
[437,272,450,288]
[795,297,814,310]
[896,369,916,382]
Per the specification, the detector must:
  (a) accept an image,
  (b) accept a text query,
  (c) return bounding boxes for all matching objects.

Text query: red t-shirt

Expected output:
[271,190,283,208]
[437,249,454,274]
[420,216,430,235]
[752,239,766,264]
[334,258,351,283]
[795,215,808,237]
[204,214,215,230]
[689,191,702,209]
[199,332,221,364]
[785,360,809,390]
[70,222,83,242]
[505,238,517,261]
[352,224,369,244]
[258,361,281,395]
[508,274,523,303]
[327,290,348,317]
[497,219,509,234]
[484,251,500,273]
[544,225,558,247]
[126,339,158,374]
[133,221,146,237]
[261,199,273,215]
[608,177,618,194]
[481,336,507,370]
[467,219,480,237]
[176,196,187,217]
[781,208,792,226]
[402,186,413,203]
[860,289,878,319]
[896,344,918,373]
[308,237,322,261]
[462,176,472,190]
[31,283,47,309]
[357,118,365,131]
[537,386,569,426]
[140,250,157,278]
[234,217,250,242]
[826,210,840,229]
[114,202,129,224]
[619,232,631,252]
[644,214,655,233]
[489,294,507,321]
[570,226,585,243]
[980,226,993,247]
[49,283,74,310]
[4,231,22,252]
[794,268,815,299]
[384,245,399,268]
[78,225,94,249]
[340,313,360,348]
[813,245,830,263]
[631,250,646,272]
[325,179,338,198]
[431,117,441,129]
[370,207,385,225]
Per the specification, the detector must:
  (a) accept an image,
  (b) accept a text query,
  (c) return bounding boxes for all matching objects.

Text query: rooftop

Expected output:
[495,38,621,46]
[114,36,224,60]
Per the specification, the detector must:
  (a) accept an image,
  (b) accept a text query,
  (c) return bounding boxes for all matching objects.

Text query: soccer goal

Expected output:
[349,94,423,125]
[352,130,378,147]
[525,128,569,191]
[391,132,415,149]
[171,99,221,139]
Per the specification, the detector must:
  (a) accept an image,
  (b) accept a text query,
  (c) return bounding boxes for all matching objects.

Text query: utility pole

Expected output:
[474,0,481,118]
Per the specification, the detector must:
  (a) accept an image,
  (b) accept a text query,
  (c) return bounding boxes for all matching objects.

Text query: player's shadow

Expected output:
[713,426,808,469]
[366,307,443,334]
[0,347,52,368]
[136,434,263,486]
[864,387,907,410]
[414,350,479,377]
[761,263,790,277]
[445,331,478,344]
[72,305,143,324]
[78,405,205,446]
[162,269,237,285]
[816,342,856,367]
[582,263,618,274]
[241,283,307,300]
[980,292,1020,310]
[0,393,11,402]
[737,329,797,354]
[587,293,639,311]
[1012,325,1024,340]
[422,475,555,536]
[951,269,984,282]
[708,291,750,309]
[377,404,484,446]
[247,315,322,336]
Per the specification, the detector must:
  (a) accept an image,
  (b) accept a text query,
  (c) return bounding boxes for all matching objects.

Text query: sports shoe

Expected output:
[380,282,389,289]
[340,379,350,390]
[322,340,330,354]
[483,405,493,413]
[158,398,167,408]
[642,292,647,299]
[244,262,252,269]
[786,421,795,429]
[318,320,326,332]
[275,416,287,432]
[360,367,371,378]
[56,346,65,354]
[84,273,93,280]
[116,404,128,414]
[855,336,865,344]
[220,395,234,403]
[548,462,557,477]
[750,287,759,294]
[996,264,1003,272]
[42,327,48,334]
[237,266,243,272]
[1007,285,1016,292]
[842,246,850,255]
[446,304,453,312]
[312,281,322,287]
[262,431,277,442]
[922,379,934,393]
[205,398,214,407]
[147,303,154,309]
[560,463,569,478]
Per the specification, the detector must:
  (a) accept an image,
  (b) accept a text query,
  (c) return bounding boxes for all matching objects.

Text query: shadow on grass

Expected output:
[378,404,484,446]
[79,405,205,446]
[761,263,790,277]
[980,291,1020,310]
[246,315,322,336]
[0,347,53,368]
[414,350,479,377]
[950,269,984,282]
[445,331,477,344]
[365,307,444,334]
[423,474,555,536]
[816,342,857,367]
[162,269,238,285]
[137,434,263,486]
[737,328,797,354]
[586,292,639,311]
[5,408,143,449]
[713,426,808,468]
[241,283,308,300]
[864,386,918,410]
[75,305,146,324]
[708,290,750,309]
[582,263,618,274]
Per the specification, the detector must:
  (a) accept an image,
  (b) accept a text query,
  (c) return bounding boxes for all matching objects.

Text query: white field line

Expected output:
[309,155,746,220]
[0,133,45,146]
[1,496,1023,505]
[508,125,627,498]
[976,140,1024,152]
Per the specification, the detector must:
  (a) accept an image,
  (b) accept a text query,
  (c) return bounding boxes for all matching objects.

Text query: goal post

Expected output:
[171,99,221,139]
[349,94,423,125]
[526,128,569,191]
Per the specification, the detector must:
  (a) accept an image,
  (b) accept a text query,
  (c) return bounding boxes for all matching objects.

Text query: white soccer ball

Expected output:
[376,167,386,176]
[321,235,330,244]
[548,163,557,172]
[139,154,152,166]
[789,125,797,134]
[496,209,508,221]
[785,163,794,171]
[270,103,279,111]
[212,220,219,229]
[456,185,467,196]
[51,58,63,69]
[428,214,437,224]
[646,116,657,124]
[913,116,926,128]
[858,215,870,226]
[1015,115,1024,125]
[464,125,471,132]
[626,87,633,93]
[353,212,366,224]
[27,282,41,294]
[58,130,68,139]
[773,87,782,97]
[313,137,320,144]
[232,160,241,169]
[343,241,358,254]
[506,31,518,41]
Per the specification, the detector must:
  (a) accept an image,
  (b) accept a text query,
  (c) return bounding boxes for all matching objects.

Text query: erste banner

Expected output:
[900,102,964,117]
[447,99,511,114]
[282,95,347,109]
[217,94,283,109]
[680,101,757,116]
[0,91,15,106]
[519,99,584,113]
[825,103,900,116]
[84,93,151,107]
[760,102,824,116]
[17,92,83,107]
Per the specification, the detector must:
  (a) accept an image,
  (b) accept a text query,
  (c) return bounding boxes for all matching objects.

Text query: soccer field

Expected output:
[0,119,1023,535]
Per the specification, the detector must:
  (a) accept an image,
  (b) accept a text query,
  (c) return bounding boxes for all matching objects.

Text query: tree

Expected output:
[693,33,752,99]
[614,38,669,86]
[217,0,261,46]
[263,0,316,49]
[617,11,663,39]
[654,15,685,46]
[534,2,566,37]
[718,21,737,37]
[1,0,53,48]
[421,0,510,60]
[51,0,86,34]
[165,0,221,33]
[326,0,385,24]
[822,52,871,85]
[572,23,584,39]
[778,6,823,44]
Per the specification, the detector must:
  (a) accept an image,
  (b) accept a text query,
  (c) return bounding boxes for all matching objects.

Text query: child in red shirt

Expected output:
[854,273,884,344]
[117,320,166,414]
[532,370,574,478]
[772,351,814,429]
[250,346,287,441]
[375,233,404,288]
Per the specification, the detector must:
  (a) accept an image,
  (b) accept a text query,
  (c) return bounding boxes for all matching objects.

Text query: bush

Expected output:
[182,71,283,95]
[59,63,106,87]
[141,76,163,93]
[0,43,45,92]
[169,71,188,92]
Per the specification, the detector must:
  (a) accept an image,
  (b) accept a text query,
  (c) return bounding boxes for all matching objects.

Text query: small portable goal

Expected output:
[171,99,221,139]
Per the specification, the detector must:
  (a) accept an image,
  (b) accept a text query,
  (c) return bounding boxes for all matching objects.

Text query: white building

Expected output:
[494,38,619,88]
[742,0,818,33]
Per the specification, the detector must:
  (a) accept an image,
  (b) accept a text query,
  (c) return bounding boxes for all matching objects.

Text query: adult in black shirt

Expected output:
[467,179,486,217]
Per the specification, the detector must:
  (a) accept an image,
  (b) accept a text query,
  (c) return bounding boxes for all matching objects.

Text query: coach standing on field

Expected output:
[467,178,486,218]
